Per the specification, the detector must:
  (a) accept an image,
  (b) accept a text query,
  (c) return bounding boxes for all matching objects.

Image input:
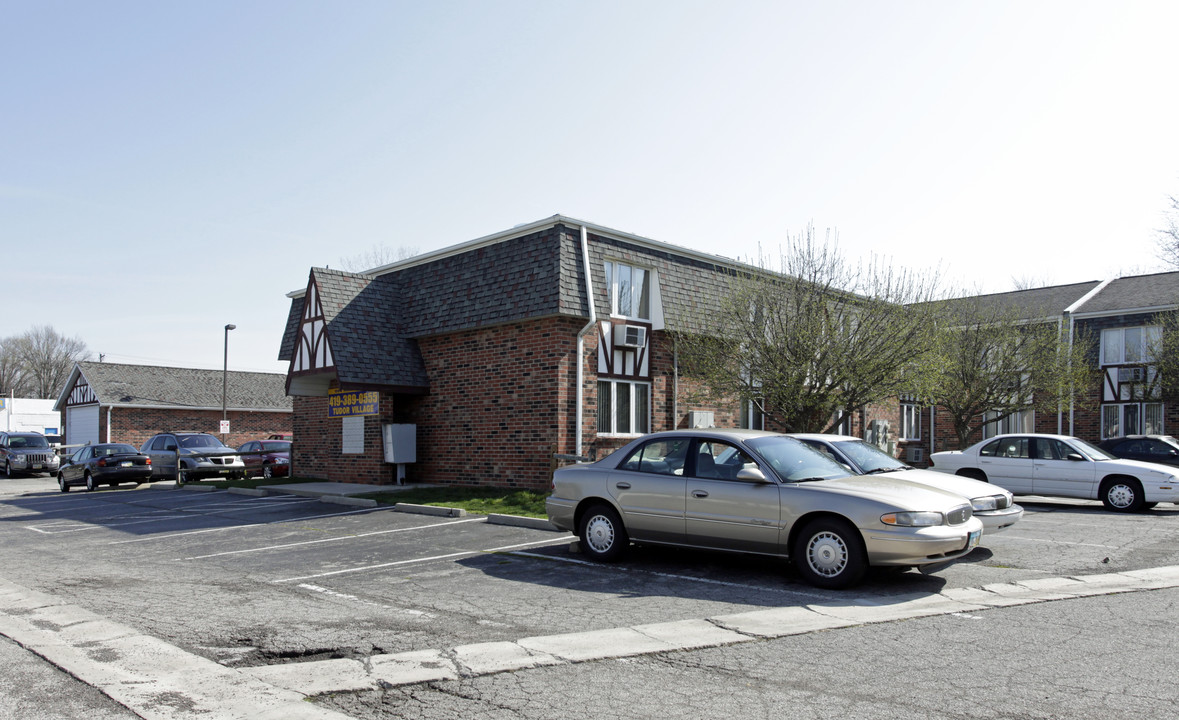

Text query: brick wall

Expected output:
[107,408,291,450]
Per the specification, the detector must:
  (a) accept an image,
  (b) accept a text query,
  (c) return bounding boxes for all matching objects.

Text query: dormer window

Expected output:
[605,261,651,320]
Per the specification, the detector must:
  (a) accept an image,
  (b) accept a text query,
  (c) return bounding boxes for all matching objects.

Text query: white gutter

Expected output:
[575,225,597,458]
[106,406,111,443]
[1061,278,1111,437]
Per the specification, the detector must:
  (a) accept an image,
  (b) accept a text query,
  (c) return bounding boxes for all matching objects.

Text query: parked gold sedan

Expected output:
[546,430,983,589]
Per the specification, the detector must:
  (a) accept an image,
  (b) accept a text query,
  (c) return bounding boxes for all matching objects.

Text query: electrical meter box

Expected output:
[382,424,417,464]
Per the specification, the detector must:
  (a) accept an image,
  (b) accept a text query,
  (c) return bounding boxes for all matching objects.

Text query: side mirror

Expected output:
[1066,452,1086,462]
[736,466,770,483]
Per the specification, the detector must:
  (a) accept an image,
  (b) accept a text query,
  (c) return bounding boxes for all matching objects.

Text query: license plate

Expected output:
[120,461,133,468]
[967,529,981,550]
[32,464,42,470]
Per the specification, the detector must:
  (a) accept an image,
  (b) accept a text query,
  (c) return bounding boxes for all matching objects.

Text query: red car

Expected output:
[237,439,291,479]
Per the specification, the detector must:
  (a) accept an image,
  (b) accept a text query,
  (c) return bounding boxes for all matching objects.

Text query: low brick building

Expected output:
[53,361,292,450]
[279,215,927,488]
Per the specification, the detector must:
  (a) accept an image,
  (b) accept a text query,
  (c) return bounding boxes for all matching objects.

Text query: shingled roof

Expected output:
[56,362,292,412]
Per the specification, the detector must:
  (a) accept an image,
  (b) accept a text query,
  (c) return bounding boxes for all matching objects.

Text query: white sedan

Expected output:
[789,434,1023,534]
[929,433,1179,512]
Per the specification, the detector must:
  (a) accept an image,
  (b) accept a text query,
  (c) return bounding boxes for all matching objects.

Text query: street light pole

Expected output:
[222,324,236,440]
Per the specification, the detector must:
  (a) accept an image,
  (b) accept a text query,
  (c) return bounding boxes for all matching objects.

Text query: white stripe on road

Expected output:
[272,537,574,583]
[178,517,487,560]
[106,506,383,545]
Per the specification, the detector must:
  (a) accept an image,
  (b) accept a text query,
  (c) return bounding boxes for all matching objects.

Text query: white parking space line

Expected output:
[272,537,574,584]
[106,506,384,545]
[24,515,193,535]
[177,517,487,560]
[508,550,825,599]
[992,535,1118,549]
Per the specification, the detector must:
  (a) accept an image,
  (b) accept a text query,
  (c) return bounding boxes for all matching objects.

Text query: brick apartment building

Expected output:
[278,214,1179,486]
[278,215,910,487]
[897,272,1179,464]
[54,361,292,450]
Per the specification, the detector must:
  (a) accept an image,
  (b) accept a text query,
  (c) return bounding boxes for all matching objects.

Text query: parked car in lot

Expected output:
[0,431,61,478]
[929,433,1179,512]
[140,432,246,483]
[237,439,291,479]
[1097,435,1179,468]
[57,443,153,492]
[546,429,983,589]
[788,433,1023,534]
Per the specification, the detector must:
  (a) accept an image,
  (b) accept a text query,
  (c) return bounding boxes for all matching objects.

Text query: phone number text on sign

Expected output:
[328,389,380,417]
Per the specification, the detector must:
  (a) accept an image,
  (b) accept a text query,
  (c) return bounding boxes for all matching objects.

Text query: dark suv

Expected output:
[140,432,246,483]
[1,431,61,477]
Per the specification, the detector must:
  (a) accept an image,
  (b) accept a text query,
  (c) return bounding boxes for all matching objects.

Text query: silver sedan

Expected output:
[546,429,984,589]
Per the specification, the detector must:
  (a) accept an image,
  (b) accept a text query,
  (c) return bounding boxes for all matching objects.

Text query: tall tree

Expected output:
[0,337,30,397]
[673,228,944,433]
[927,300,1097,448]
[1159,194,1179,269]
[11,326,90,399]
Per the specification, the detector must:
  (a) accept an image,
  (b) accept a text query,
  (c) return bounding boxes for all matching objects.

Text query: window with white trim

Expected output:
[1101,326,1160,365]
[604,261,651,320]
[899,401,921,441]
[983,409,1033,439]
[739,398,764,430]
[1102,402,1163,439]
[597,380,650,435]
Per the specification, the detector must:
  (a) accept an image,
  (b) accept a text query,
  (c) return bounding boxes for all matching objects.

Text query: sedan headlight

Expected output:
[972,496,998,512]
[881,511,943,527]
[275,457,289,464]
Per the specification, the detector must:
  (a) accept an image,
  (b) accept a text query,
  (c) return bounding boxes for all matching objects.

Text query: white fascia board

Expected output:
[52,364,85,411]
[1069,303,1179,321]
[286,214,754,299]
[108,404,292,413]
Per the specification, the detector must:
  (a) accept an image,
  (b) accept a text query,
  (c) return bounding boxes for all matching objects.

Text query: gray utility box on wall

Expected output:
[382,424,417,484]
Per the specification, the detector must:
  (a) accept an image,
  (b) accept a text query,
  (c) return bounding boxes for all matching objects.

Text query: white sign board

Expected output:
[342,416,365,454]
[219,420,231,434]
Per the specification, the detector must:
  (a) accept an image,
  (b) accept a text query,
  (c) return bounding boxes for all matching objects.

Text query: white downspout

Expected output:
[106,406,112,443]
[576,225,597,458]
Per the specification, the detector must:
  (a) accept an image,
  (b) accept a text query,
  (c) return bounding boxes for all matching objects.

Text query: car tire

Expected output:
[957,469,988,483]
[1101,477,1145,512]
[792,517,868,590]
[178,467,188,485]
[58,473,70,493]
[263,464,273,479]
[4,461,12,478]
[578,503,628,562]
[85,473,97,492]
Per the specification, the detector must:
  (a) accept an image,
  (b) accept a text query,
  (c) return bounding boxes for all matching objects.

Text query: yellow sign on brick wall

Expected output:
[327,389,379,417]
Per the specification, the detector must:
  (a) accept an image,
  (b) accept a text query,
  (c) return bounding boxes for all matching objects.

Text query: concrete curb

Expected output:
[321,495,378,508]
[179,484,216,492]
[394,503,466,517]
[487,513,558,531]
[229,487,269,497]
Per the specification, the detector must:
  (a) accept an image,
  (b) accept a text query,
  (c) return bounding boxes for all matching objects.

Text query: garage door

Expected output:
[66,405,100,448]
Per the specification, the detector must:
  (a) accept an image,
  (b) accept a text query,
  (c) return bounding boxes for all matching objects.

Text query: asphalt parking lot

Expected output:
[1,478,1177,718]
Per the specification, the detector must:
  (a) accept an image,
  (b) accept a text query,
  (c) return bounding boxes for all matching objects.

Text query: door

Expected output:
[976,437,1035,493]
[1032,437,1098,499]
[66,405,100,448]
[146,435,179,479]
[607,437,688,543]
[684,439,781,553]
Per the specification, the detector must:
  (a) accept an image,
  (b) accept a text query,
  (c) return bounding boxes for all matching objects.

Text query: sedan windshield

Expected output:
[835,439,906,473]
[179,434,227,449]
[745,436,850,482]
[1069,437,1119,461]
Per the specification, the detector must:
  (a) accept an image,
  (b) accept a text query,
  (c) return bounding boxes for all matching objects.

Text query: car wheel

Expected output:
[85,473,97,492]
[578,503,628,562]
[4,461,12,478]
[262,464,273,479]
[58,473,70,493]
[178,467,188,485]
[792,517,868,590]
[957,468,987,483]
[1101,477,1145,512]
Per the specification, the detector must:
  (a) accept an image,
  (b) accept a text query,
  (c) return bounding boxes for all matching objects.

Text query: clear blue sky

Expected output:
[5,1,1179,374]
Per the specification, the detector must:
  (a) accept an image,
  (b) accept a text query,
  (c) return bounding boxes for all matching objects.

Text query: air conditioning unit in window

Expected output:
[1119,367,1145,382]
[905,447,925,464]
[618,325,647,348]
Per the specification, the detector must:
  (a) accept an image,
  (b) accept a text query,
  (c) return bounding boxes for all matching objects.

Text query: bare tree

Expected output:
[673,228,944,433]
[927,300,1097,448]
[338,244,420,273]
[11,326,90,399]
[1158,194,1179,269]
[0,337,30,397]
